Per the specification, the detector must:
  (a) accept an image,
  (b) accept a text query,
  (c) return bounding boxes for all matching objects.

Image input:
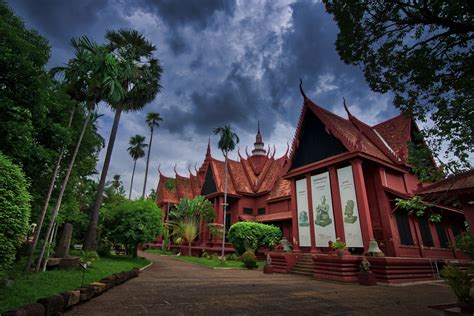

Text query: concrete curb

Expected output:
[140,261,153,271]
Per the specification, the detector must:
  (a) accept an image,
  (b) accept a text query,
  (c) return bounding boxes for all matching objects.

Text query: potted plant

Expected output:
[330,238,350,256]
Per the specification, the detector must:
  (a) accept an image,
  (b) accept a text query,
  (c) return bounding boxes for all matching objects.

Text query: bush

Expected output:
[0,153,31,279]
[97,238,112,257]
[440,265,474,304]
[228,222,282,255]
[242,251,257,269]
[101,199,162,258]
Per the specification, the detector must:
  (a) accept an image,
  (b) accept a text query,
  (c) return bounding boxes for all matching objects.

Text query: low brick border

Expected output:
[2,268,141,316]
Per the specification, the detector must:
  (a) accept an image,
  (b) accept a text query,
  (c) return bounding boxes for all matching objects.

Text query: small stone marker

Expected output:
[55,223,73,258]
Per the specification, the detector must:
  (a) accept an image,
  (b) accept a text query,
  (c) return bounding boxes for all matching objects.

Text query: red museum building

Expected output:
[154,85,471,283]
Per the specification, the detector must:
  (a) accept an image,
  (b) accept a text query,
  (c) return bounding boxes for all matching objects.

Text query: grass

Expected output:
[0,255,150,313]
[175,256,265,269]
[144,248,174,255]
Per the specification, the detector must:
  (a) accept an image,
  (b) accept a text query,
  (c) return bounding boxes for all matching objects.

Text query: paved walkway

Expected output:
[68,252,453,315]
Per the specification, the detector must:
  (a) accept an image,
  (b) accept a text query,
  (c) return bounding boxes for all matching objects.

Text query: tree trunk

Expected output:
[142,126,154,198]
[129,159,137,199]
[35,110,91,272]
[84,106,123,251]
[188,241,192,256]
[133,244,138,258]
[221,155,228,261]
[25,105,76,272]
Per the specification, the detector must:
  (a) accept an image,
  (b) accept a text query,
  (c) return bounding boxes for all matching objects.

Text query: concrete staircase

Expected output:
[289,254,314,277]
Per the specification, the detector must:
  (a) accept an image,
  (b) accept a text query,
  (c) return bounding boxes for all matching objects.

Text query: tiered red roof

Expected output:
[156,135,291,205]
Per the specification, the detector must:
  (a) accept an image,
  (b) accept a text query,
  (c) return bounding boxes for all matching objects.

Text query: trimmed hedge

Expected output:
[0,153,31,278]
[228,222,282,255]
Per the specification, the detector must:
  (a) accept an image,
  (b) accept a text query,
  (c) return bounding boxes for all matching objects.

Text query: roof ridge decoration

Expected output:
[343,98,401,164]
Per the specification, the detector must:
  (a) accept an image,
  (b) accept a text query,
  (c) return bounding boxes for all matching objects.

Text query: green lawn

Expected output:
[175,256,264,269]
[0,255,150,313]
[144,248,174,255]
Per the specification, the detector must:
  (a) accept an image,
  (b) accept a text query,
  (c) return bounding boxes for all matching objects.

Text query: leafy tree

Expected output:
[227,222,282,255]
[109,174,126,196]
[0,153,31,279]
[148,188,157,202]
[323,0,473,173]
[35,37,123,271]
[143,112,163,198]
[169,196,214,223]
[84,29,163,251]
[127,135,148,199]
[213,126,239,260]
[101,199,162,258]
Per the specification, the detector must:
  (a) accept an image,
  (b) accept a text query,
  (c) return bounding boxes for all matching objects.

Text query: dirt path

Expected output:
[67,252,452,315]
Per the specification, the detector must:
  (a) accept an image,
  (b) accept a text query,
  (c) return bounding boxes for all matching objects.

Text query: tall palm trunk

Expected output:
[83,106,123,251]
[221,155,228,261]
[25,106,76,272]
[142,126,154,198]
[35,110,92,272]
[129,159,137,199]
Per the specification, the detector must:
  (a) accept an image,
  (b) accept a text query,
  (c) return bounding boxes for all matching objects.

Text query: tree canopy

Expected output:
[323,0,473,172]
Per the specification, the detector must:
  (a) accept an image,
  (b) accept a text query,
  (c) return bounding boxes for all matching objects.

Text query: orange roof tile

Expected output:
[373,114,412,162]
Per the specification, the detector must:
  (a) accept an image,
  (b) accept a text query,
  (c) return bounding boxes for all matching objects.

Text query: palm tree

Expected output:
[34,37,124,272]
[213,126,239,261]
[167,218,200,256]
[142,112,163,198]
[127,134,148,199]
[83,29,162,251]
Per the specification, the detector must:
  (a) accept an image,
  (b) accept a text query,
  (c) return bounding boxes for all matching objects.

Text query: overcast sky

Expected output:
[9,0,402,198]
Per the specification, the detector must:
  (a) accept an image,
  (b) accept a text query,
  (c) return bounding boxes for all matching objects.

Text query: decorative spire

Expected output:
[252,121,266,156]
[299,78,307,100]
[206,137,211,158]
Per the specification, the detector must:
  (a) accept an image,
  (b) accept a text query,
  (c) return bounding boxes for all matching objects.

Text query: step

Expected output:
[290,270,313,276]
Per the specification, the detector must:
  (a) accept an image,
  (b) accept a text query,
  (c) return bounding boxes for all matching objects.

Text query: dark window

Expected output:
[243,208,253,215]
[451,223,462,237]
[395,211,414,245]
[435,222,449,248]
[418,217,434,247]
[258,208,266,215]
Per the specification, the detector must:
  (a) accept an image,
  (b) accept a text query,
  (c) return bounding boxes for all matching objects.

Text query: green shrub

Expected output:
[201,251,208,258]
[228,222,282,255]
[97,239,112,257]
[440,265,474,304]
[0,153,31,279]
[242,251,257,269]
[456,234,474,259]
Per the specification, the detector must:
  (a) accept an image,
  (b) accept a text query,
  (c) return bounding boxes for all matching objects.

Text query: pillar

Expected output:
[350,159,374,250]
[290,179,301,252]
[462,200,474,231]
[328,166,345,242]
[306,174,318,252]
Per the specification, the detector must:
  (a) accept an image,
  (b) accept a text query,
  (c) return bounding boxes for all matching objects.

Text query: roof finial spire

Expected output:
[343,97,352,118]
[299,78,307,100]
[252,121,266,156]
[206,137,211,157]
[258,120,260,135]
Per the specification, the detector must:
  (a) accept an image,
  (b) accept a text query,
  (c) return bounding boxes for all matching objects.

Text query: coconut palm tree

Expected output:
[213,126,239,261]
[83,29,162,251]
[142,112,163,198]
[34,37,124,272]
[127,134,148,199]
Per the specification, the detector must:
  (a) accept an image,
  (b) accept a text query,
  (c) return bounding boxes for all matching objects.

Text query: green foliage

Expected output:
[0,2,104,228]
[213,126,240,156]
[242,250,257,269]
[164,179,177,191]
[456,234,474,260]
[228,222,282,255]
[440,265,474,304]
[170,196,215,223]
[166,217,200,256]
[330,238,346,250]
[127,135,148,161]
[101,199,162,257]
[323,0,473,172]
[0,153,31,278]
[395,196,441,222]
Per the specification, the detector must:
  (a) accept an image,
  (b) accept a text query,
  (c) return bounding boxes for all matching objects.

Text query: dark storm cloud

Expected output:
[143,0,236,30]
[142,0,236,55]
[161,63,268,135]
